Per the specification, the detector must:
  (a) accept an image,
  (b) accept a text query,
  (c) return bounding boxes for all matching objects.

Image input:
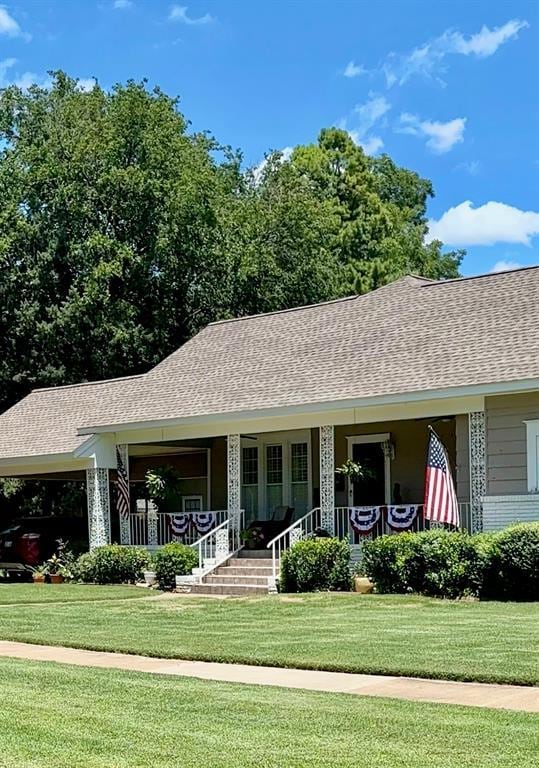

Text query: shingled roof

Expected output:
[1,266,539,460]
[0,376,143,460]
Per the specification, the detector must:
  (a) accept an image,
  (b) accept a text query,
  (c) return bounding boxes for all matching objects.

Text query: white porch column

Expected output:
[227,434,241,529]
[86,468,111,549]
[469,411,486,533]
[319,425,335,535]
[116,444,131,545]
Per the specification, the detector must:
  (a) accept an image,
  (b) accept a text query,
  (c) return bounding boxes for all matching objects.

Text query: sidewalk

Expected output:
[0,640,537,713]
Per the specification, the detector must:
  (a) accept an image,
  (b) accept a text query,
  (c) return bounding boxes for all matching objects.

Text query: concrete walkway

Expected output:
[0,640,537,713]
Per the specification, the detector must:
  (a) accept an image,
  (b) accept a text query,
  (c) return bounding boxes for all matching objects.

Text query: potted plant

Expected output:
[240,526,265,550]
[143,555,157,587]
[145,466,183,512]
[32,564,47,584]
[353,564,374,594]
[46,553,64,584]
[335,459,373,485]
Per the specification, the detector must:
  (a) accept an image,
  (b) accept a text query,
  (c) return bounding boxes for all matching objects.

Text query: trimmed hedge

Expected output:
[74,545,150,584]
[362,524,539,601]
[280,537,351,593]
[154,542,198,590]
[486,523,539,601]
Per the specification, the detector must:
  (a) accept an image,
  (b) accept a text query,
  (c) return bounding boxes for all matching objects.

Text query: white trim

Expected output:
[241,430,312,519]
[347,433,391,505]
[524,420,539,493]
[76,377,539,436]
[182,495,203,513]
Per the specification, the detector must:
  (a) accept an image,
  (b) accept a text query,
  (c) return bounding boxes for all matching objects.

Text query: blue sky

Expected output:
[1,0,538,276]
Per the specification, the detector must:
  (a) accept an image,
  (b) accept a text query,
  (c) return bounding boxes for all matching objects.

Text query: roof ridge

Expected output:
[421,264,539,287]
[207,275,429,328]
[30,373,145,395]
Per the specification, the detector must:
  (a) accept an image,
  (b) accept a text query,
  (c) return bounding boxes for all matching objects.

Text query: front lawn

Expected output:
[0,589,537,685]
[0,657,536,768]
[0,583,144,605]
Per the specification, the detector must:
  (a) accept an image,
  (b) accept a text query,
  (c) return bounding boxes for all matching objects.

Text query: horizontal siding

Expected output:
[485,392,539,495]
[483,494,539,532]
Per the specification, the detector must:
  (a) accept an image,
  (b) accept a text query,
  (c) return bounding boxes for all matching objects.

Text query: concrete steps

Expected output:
[188,549,277,596]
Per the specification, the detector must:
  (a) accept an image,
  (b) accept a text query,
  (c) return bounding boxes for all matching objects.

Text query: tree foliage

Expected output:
[0,73,462,415]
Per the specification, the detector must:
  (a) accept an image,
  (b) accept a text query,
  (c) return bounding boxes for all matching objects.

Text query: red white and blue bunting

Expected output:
[348,505,420,534]
[349,506,382,535]
[386,505,419,531]
[168,514,191,536]
[168,512,216,537]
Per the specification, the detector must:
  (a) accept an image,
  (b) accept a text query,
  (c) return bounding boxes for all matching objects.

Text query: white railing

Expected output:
[267,502,475,588]
[129,509,228,548]
[266,506,321,588]
[189,510,245,583]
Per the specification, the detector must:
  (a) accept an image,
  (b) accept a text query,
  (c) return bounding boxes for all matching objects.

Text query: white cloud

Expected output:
[0,5,22,37]
[454,160,480,176]
[168,5,214,25]
[343,61,365,78]
[399,113,465,153]
[0,59,51,90]
[113,0,133,8]
[384,19,528,87]
[453,19,529,57]
[252,146,293,184]
[490,260,525,273]
[427,201,539,246]
[343,93,389,155]
[76,78,96,92]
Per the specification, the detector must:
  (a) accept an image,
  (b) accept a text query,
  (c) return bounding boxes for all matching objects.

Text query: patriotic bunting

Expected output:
[168,514,191,536]
[386,505,419,531]
[349,506,381,535]
[192,512,216,534]
[168,513,216,537]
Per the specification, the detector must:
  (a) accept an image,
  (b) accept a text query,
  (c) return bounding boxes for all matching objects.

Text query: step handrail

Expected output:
[265,507,320,549]
[189,511,245,581]
[266,507,321,588]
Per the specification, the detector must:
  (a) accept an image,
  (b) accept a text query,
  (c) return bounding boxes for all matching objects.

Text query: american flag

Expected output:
[423,428,459,527]
[116,448,130,520]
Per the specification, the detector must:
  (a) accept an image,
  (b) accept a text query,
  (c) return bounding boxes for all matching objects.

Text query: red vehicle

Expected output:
[0,516,87,578]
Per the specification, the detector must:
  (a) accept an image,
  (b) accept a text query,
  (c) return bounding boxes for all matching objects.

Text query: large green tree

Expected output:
[0,74,460,416]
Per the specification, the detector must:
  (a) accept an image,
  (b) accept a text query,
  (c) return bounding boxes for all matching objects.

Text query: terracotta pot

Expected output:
[49,574,64,585]
[32,574,46,584]
[354,576,374,594]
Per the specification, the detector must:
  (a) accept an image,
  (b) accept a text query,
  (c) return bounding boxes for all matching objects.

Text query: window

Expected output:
[242,446,258,485]
[290,442,309,515]
[291,443,308,483]
[182,496,203,513]
[266,444,283,512]
[242,446,259,519]
[266,445,283,485]
[524,420,539,492]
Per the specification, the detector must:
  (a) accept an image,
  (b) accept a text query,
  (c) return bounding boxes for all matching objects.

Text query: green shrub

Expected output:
[487,523,539,601]
[363,530,488,599]
[73,545,150,584]
[407,530,485,598]
[361,533,417,593]
[154,542,198,590]
[280,537,351,593]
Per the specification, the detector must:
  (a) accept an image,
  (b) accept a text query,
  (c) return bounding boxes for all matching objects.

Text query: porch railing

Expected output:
[128,509,228,549]
[267,502,474,588]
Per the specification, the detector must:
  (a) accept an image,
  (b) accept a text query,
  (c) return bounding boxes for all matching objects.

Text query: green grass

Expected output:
[0,583,144,605]
[0,657,536,768]
[0,590,537,685]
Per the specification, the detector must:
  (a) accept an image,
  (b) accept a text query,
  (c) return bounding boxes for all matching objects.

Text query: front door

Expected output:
[348,437,389,507]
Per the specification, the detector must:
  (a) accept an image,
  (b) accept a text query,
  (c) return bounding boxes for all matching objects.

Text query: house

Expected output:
[1,267,539,592]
